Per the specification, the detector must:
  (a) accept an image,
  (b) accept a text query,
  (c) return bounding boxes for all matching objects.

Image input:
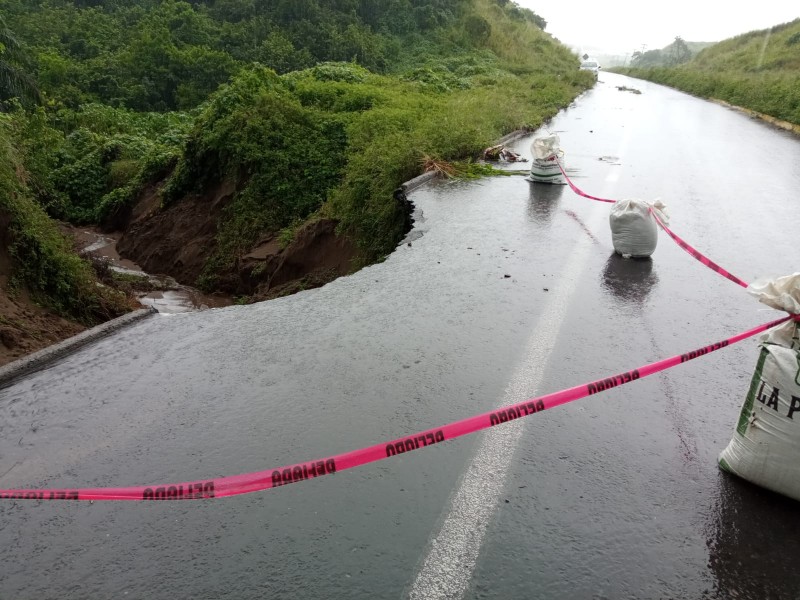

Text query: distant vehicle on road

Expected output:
[580,60,600,74]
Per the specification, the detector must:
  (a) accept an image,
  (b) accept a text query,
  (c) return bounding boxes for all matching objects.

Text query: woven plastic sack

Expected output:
[609,199,668,258]
[531,135,561,160]
[719,274,800,500]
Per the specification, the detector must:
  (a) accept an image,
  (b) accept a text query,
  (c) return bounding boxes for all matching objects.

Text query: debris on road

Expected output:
[482,145,527,162]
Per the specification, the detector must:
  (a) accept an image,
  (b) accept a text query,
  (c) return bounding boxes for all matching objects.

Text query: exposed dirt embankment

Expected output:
[241,218,359,301]
[116,183,361,300]
[0,212,85,366]
[117,181,235,285]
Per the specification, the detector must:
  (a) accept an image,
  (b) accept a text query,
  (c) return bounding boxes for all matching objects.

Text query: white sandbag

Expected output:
[608,199,668,258]
[528,135,565,183]
[531,135,561,160]
[747,272,800,314]
[719,319,800,499]
[720,275,800,499]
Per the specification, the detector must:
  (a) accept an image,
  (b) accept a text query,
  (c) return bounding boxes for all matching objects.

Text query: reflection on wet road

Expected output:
[601,254,659,305]
[1,72,800,599]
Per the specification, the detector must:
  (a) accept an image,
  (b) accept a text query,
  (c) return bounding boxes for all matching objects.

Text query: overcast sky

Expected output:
[518,0,799,57]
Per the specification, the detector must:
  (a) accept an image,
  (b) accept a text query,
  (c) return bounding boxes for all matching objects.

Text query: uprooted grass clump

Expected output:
[420,154,457,178]
[419,156,514,179]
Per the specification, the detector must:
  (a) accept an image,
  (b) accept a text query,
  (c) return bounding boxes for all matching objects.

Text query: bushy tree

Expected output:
[465,15,491,44]
[631,37,692,68]
[631,48,664,67]
[0,16,40,107]
[666,36,692,65]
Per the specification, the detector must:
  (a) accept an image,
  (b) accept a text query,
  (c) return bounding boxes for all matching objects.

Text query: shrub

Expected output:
[0,115,129,323]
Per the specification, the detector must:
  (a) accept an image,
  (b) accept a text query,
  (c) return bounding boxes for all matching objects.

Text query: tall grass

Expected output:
[326,72,590,261]
[617,18,800,125]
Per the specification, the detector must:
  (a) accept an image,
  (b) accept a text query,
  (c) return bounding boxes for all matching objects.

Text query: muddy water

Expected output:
[1,72,799,599]
[69,226,232,313]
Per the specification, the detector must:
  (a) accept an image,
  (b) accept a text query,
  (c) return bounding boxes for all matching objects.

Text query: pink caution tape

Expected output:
[0,315,792,501]
[555,158,750,288]
[556,160,615,203]
[648,208,750,288]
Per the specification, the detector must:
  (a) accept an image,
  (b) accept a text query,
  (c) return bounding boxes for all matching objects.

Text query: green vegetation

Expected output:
[164,65,350,289]
[0,15,40,107]
[0,114,129,323]
[628,37,712,68]
[617,19,800,125]
[11,103,190,225]
[3,0,479,111]
[1,0,593,305]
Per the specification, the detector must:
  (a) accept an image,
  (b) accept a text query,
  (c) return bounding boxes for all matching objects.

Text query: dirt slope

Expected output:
[116,183,361,299]
[0,216,85,367]
[117,181,235,285]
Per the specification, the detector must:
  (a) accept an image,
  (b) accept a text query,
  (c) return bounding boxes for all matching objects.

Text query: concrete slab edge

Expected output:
[496,128,533,145]
[400,171,439,194]
[0,307,158,387]
[711,98,800,136]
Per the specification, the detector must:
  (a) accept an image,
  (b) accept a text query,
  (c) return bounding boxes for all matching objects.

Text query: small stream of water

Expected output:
[69,226,233,313]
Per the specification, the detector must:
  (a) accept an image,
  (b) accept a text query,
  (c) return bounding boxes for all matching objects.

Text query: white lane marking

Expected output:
[407,221,598,600]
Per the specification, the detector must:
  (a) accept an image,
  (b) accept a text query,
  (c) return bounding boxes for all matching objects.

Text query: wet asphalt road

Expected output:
[1,72,800,599]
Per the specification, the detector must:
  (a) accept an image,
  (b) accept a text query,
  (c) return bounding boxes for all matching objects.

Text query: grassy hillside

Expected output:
[2,0,554,111]
[690,20,800,72]
[685,42,715,55]
[618,19,800,125]
[2,0,593,304]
